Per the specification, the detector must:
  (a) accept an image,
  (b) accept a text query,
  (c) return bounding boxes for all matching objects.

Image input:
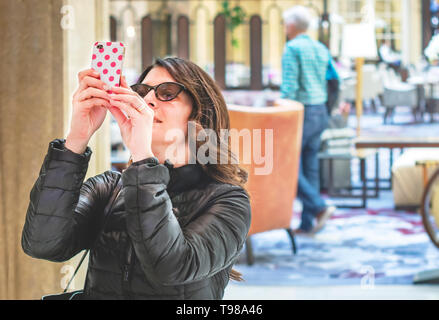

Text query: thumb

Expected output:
[108,106,129,129]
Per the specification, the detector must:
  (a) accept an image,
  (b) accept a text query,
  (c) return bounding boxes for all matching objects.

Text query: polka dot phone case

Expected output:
[91,41,126,90]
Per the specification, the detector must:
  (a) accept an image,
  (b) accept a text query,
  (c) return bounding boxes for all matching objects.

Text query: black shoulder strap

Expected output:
[63,174,123,293]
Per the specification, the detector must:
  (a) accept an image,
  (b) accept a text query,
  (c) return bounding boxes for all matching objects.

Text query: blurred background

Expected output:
[1,0,439,300]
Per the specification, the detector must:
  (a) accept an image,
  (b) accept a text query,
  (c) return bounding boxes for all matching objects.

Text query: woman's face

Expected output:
[141,66,193,147]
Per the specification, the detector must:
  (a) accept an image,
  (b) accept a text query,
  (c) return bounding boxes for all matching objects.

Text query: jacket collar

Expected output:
[165,161,208,193]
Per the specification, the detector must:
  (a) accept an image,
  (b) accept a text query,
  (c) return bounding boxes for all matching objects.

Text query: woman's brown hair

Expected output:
[127,57,249,281]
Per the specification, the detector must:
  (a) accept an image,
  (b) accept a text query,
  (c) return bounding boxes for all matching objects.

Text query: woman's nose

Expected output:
[143,90,157,108]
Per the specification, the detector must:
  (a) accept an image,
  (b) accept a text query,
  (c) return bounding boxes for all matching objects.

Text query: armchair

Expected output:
[227,99,304,265]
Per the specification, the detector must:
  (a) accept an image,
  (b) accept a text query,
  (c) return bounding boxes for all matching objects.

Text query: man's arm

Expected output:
[326,53,340,81]
[281,45,300,100]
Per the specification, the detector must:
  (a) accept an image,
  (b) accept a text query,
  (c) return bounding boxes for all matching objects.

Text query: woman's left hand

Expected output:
[108,76,155,162]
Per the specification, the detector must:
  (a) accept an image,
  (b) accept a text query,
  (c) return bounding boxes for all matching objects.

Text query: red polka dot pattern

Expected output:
[91,41,125,88]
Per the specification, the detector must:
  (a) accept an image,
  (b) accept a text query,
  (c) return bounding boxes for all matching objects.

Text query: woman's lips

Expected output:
[153,118,162,123]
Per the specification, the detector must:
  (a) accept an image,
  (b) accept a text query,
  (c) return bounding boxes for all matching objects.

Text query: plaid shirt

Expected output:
[281,34,338,105]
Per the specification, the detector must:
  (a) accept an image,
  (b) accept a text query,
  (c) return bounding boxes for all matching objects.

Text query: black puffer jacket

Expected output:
[22,139,251,300]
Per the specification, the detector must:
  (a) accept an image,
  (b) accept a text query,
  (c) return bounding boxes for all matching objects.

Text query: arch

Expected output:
[263,3,283,23]
[118,2,138,24]
[190,3,211,24]
[214,14,226,89]
[250,15,262,90]
[110,15,117,42]
[177,15,189,60]
[141,15,154,70]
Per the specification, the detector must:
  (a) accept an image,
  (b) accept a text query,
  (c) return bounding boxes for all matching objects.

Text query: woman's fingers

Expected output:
[110,84,135,95]
[74,69,108,101]
[78,75,109,93]
[78,68,100,82]
[109,85,149,112]
[109,93,144,112]
[82,97,111,110]
[109,99,137,119]
[77,87,111,102]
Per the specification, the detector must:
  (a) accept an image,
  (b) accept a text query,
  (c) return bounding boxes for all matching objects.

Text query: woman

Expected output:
[22,57,251,300]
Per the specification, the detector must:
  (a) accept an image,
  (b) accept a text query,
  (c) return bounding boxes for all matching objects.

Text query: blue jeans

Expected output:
[297,104,328,231]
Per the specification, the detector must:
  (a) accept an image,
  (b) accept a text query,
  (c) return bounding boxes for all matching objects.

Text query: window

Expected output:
[375,0,402,51]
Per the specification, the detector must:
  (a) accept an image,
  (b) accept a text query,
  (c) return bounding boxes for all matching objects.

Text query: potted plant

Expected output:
[220,0,246,48]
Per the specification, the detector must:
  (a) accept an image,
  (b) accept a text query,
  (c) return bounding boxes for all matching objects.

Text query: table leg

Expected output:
[389,148,394,189]
[360,158,367,208]
[328,158,334,196]
[375,152,379,197]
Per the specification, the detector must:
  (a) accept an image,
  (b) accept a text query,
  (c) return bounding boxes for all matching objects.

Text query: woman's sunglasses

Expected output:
[130,82,186,102]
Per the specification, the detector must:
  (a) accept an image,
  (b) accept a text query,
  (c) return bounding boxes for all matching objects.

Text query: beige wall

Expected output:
[0,0,111,299]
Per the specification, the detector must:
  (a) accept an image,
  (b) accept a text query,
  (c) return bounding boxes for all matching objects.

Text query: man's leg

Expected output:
[297,139,326,232]
[297,104,329,232]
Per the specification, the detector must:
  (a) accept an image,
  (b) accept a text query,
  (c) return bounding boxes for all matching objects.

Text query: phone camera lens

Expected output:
[97,44,103,49]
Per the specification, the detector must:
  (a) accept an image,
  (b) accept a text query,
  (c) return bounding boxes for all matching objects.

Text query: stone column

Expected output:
[0,0,110,299]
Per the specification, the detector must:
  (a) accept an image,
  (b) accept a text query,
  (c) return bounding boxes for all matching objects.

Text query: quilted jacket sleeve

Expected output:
[21,139,113,262]
[123,159,251,286]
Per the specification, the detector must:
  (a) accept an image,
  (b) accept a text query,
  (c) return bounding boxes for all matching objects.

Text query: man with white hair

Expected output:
[281,5,338,235]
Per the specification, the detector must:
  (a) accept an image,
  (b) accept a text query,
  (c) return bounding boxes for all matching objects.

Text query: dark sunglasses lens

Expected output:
[157,83,182,101]
[131,84,150,98]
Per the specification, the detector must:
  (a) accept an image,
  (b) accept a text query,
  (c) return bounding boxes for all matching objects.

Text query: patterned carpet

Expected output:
[232,108,439,286]
[234,205,439,286]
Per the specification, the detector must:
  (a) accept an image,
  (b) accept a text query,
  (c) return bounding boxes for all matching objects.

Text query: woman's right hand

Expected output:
[65,69,111,154]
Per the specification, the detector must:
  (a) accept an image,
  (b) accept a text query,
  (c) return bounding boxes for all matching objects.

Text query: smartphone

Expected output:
[91,41,126,91]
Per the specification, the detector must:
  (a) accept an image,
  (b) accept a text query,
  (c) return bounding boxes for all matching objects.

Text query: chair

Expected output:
[379,66,419,124]
[381,84,418,123]
[227,99,304,265]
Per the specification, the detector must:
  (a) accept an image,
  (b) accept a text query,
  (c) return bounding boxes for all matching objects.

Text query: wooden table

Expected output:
[354,136,439,149]
[354,136,439,190]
